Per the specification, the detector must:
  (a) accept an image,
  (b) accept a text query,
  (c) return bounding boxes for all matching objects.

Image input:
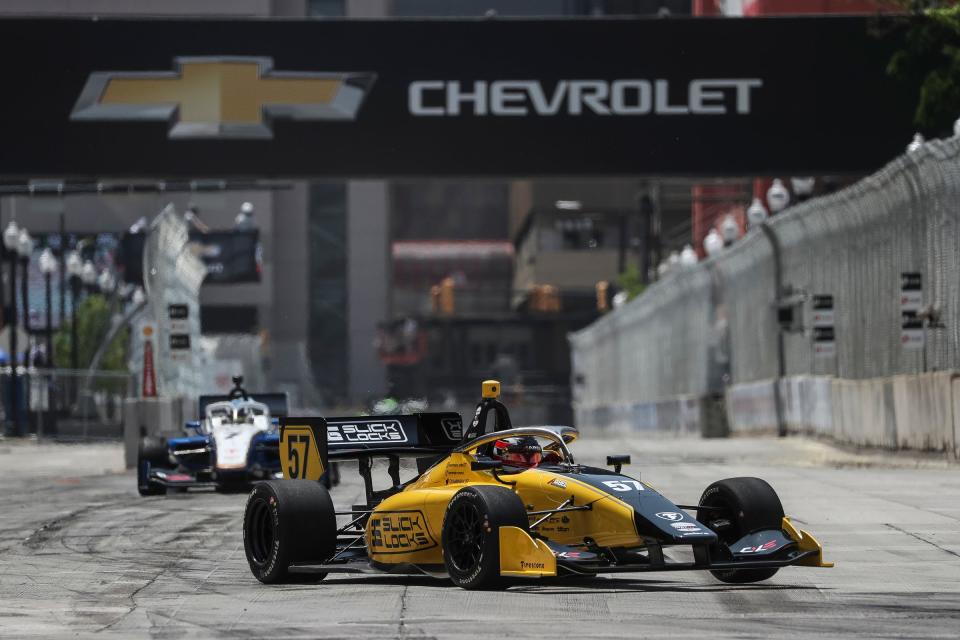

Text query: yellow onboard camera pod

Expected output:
[482,380,501,399]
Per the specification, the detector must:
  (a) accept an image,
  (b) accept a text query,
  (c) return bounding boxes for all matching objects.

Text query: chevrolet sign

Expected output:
[71,56,376,139]
[409,79,763,116]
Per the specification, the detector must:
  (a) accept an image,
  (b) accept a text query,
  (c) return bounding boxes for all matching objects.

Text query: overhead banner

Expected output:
[0,17,916,177]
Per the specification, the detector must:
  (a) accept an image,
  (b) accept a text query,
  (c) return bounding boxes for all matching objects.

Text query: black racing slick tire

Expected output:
[441,485,529,590]
[697,477,784,584]
[137,437,168,496]
[243,480,337,584]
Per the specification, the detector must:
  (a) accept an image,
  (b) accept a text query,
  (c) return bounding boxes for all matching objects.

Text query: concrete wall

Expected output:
[574,369,958,458]
[573,395,714,438]
[725,372,959,456]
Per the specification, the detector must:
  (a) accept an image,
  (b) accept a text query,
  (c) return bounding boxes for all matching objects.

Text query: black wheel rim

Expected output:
[701,497,738,544]
[447,501,484,573]
[248,498,275,566]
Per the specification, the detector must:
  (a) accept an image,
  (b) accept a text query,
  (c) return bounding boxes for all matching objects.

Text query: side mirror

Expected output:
[471,459,504,472]
[607,454,631,474]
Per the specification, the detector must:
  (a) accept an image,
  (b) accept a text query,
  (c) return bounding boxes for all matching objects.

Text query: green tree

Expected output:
[617,263,646,302]
[887,3,960,132]
[53,294,128,371]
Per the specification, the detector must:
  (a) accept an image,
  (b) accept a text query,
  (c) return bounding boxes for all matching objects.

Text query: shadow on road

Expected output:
[320,573,827,594]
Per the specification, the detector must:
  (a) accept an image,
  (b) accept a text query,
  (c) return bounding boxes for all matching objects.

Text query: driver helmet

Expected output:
[492,436,542,468]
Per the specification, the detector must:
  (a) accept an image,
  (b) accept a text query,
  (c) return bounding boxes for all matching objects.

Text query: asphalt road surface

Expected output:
[1,436,958,639]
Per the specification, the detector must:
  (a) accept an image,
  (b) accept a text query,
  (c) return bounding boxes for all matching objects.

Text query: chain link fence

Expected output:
[571,136,960,423]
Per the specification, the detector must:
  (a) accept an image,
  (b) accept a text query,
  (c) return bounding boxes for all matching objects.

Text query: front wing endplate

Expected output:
[498,526,557,578]
[782,516,834,567]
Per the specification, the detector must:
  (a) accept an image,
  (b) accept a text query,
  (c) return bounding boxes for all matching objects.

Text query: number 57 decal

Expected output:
[280,425,325,480]
[602,480,644,492]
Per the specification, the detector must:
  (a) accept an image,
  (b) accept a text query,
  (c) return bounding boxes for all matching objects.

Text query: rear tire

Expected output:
[137,437,167,496]
[441,485,528,590]
[243,480,337,584]
[697,477,784,584]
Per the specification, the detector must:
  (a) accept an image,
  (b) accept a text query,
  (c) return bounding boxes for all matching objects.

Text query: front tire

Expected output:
[243,480,337,584]
[137,437,167,496]
[441,485,528,590]
[697,477,784,584]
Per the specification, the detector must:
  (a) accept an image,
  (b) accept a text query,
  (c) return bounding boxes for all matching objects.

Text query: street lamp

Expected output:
[3,221,22,436]
[97,270,115,295]
[17,230,34,361]
[766,178,790,214]
[746,197,768,229]
[235,201,255,229]
[703,228,724,257]
[720,214,740,247]
[38,248,57,366]
[66,251,82,372]
[80,260,98,295]
[97,270,117,315]
[906,133,925,153]
[17,230,34,435]
[790,177,815,203]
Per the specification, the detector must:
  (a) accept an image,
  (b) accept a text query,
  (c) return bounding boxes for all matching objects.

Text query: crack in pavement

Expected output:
[885,523,960,559]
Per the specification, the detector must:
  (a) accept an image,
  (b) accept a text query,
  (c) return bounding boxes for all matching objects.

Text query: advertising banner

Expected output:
[0,17,917,177]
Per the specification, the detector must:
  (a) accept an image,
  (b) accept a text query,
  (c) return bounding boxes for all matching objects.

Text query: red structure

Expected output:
[695,0,892,15]
[742,0,894,15]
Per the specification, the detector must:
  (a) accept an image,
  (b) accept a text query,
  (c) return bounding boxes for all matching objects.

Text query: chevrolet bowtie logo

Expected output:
[71,56,375,139]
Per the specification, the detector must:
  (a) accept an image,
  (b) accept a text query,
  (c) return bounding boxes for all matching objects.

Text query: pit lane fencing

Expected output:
[571,134,960,452]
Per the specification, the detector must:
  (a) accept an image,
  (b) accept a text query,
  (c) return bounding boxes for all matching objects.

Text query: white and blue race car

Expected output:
[136,377,337,494]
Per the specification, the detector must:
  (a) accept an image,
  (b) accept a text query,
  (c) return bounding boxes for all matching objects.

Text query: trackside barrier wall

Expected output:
[724,372,958,455]
[570,135,960,455]
[573,396,706,437]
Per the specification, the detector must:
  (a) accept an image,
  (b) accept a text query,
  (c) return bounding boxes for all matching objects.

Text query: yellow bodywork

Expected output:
[782,516,834,567]
[363,451,643,572]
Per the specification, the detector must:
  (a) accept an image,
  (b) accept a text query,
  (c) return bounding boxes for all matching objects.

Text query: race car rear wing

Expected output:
[278,412,463,482]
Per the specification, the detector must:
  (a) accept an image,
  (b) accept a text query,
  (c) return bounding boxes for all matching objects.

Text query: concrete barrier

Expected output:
[892,372,956,451]
[782,376,834,438]
[725,379,778,435]
[724,371,957,455]
[574,395,707,438]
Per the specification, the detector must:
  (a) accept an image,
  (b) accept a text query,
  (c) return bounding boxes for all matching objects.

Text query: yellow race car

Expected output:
[243,381,831,589]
